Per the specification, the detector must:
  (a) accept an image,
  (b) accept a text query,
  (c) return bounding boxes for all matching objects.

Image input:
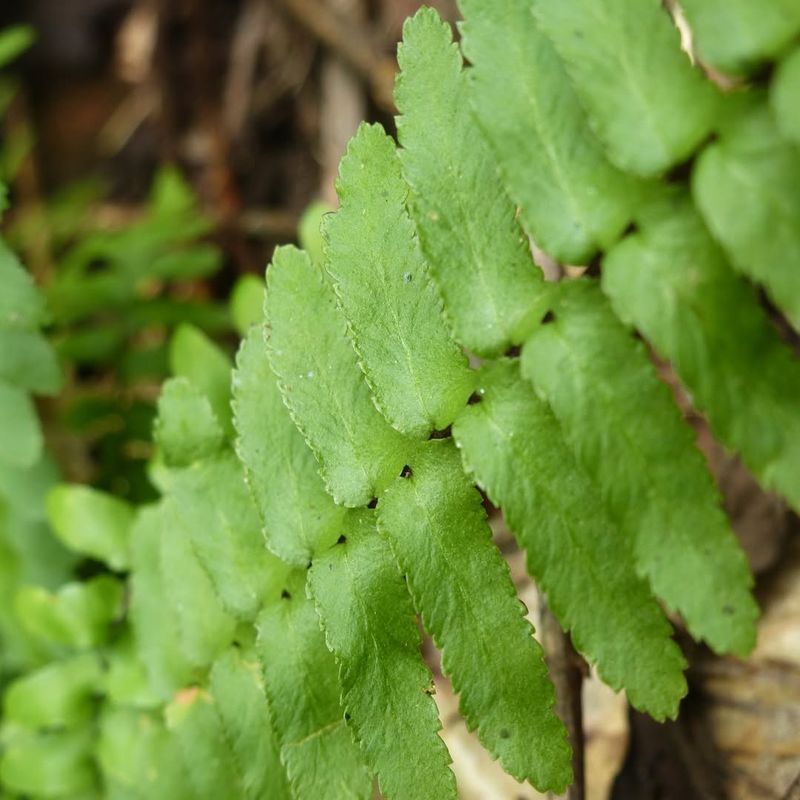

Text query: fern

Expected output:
[679,0,800,74]
[309,510,455,800]
[531,0,720,175]
[395,10,548,356]
[603,192,800,510]
[4,1,800,797]
[0,240,61,469]
[458,0,639,263]
[693,96,800,329]
[520,280,758,655]
[321,124,475,437]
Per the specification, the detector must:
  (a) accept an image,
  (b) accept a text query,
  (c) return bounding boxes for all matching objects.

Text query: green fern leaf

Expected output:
[521,280,757,655]
[693,100,800,330]
[164,453,290,621]
[129,507,194,697]
[165,687,245,798]
[157,499,236,669]
[679,0,800,75]
[230,274,267,337]
[453,361,687,719]
[0,240,46,329]
[395,8,547,356]
[457,0,639,263]
[264,245,409,507]
[15,575,123,650]
[154,377,225,468]
[0,329,62,395]
[377,440,572,791]
[0,383,41,468]
[169,324,234,437]
[0,729,96,798]
[322,123,474,436]
[772,47,800,145]
[603,192,800,511]
[233,325,348,564]
[3,654,101,729]
[208,647,291,799]
[309,509,456,800]
[130,499,237,696]
[46,485,133,571]
[532,0,718,176]
[256,584,372,800]
[98,708,190,799]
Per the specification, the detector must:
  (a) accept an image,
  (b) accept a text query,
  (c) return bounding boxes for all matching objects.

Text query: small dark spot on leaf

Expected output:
[723,605,735,616]
[429,426,451,440]
[85,257,111,275]
[337,534,347,545]
[467,392,483,405]
[403,272,413,283]
[424,686,435,695]
[499,728,510,739]
[664,158,694,184]
[281,589,291,600]
[504,345,521,358]
[400,465,413,478]
[306,561,312,570]
[541,311,556,325]
[344,712,351,721]
[367,497,378,509]
[622,220,639,237]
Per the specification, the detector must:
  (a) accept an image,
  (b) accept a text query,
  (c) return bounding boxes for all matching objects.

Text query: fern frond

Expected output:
[0,241,60,468]
[457,0,639,263]
[15,575,123,651]
[0,728,96,797]
[679,0,800,74]
[154,377,225,467]
[693,98,800,330]
[772,47,800,145]
[97,708,187,798]
[3,654,102,729]
[128,507,203,697]
[395,8,548,355]
[322,123,474,436]
[0,239,47,328]
[256,585,372,800]
[603,192,800,511]
[0,329,61,395]
[310,509,456,800]
[0,385,43,469]
[165,687,245,798]
[378,440,572,791]
[164,453,290,621]
[521,279,757,655]
[208,647,290,799]
[264,245,410,507]
[169,323,234,436]
[531,0,719,175]
[157,499,237,669]
[453,360,688,719]
[233,325,348,565]
[46,486,133,572]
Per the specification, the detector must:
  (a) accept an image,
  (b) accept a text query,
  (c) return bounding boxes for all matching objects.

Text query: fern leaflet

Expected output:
[453,360,688,719]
